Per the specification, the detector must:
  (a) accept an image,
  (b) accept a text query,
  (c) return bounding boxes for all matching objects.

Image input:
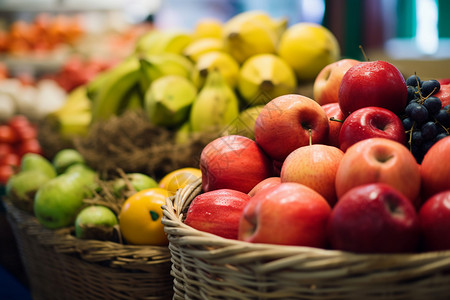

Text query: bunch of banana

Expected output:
[237,53,297,106]
[183,38,225,62]
[144,75,197,128]
[88,56,142,122]
[48,85,92,137]
[135,29,192,56]
[222,10,288,64]
[189,69,240,134]
[139,53,194,91]
[190,51,239,89]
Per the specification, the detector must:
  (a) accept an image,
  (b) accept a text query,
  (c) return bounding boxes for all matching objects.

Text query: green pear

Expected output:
[112,173,158,197]
[52,148,85,174]
[74,205,118,240]
[20,153,57,179]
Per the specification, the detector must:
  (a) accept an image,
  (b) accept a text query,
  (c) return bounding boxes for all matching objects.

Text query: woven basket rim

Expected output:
[162,178,450,261]
[3,197,171,265]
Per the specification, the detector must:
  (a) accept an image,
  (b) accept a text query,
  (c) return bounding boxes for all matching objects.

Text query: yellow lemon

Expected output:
[118,188,170,245]
[159,167,202,196]
[277,22,340,81]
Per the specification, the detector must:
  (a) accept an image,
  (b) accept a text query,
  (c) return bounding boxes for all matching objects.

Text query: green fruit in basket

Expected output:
[237,53,297,106]
[190,51,239,89]
[6,170,53,213]
[144,75,197,128]
[20,153,57,179]
[174,121,191,145]
[226,105,264,140]
[112,173,158,197]
[189,69,239,133]
[52,148,85,174]
[34,169,98,229]
[74,205,118,240]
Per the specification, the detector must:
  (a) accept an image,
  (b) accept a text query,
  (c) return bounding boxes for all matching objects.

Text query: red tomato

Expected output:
[0,125,18,144]
[18,138,42,157]
[14,125,37,141]
[0,164,14,185]
[0,143,13,158]
[0,152,20,167]
[8,115,31,129]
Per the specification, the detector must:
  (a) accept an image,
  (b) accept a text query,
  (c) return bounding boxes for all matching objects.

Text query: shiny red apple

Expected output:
[338,61,408,116]
[281,144,344,206]
[248,177,281,197]
[321,103,345,148]
[335,138,421,207]
[328,183,419,253]
[420,136,450,200]
[419,191,450,251]
[238,182,331,247]
[184,189,251,240]
[338,106,407,152]
[434,83,450,107]
[313,58,360,105]
[200,135,273,193]
[254,94,329,162]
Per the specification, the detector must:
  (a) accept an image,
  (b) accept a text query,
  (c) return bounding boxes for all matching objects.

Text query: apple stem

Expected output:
[330,117,344,123]
[308,128,312,146]
[359,45,370,61]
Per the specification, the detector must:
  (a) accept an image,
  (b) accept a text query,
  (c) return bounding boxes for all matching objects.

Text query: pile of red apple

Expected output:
[184,59,450,254]
[0,115,42,185]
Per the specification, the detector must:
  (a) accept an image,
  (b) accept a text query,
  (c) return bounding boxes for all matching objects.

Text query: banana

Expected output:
[189,69,240,134]
[86,69,113,101]
[183,38,225,62]
[90,57,141,122]
[225,105,264,140]
[58,110,92,137]
[237,53,297,106]
[139,53,194,91]
[190,51,239,89]
[135,29,192,56]
[174,121,191,145]
[192,18,223,40]
[52,85,91,119]
[145,75,197,128]
[117,84,144,115]
[222,10,288,64]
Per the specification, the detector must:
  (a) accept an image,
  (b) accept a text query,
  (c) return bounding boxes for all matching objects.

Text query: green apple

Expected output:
[112,173,158,197]
[52,148,85,174]
[75,205,118,240]
[20,153,57,179]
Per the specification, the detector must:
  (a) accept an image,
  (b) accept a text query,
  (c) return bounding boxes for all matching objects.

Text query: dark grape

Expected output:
[407,86,417,100]
[402,117,414,131]
[435,107,450,127]
[421,80,440,96]
[435,132,449,142]
[405,102,421,116]
[409,104,429,124]
[423,96,442,115]
[421,121,438,140]
[412,130,423,146]
[406,75,421,87]
[421,140,435,154]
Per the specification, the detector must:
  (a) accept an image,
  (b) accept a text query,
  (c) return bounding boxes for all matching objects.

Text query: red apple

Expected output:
[281,144,344,206]
[335,138,421,206]
[338,106,407,152]
[322,103,345,148]
[238,182,331,247]
[254,94,329,162]
[248,177,281,197]
[419,190,450,251]
[200,135,273,193]
[328,183,419,253]
[438,78,450,86]
[184,189,251,240]
[313,58,360,105]
[434,83,450,107]
[420,136,450,199]
[338,61,408,116]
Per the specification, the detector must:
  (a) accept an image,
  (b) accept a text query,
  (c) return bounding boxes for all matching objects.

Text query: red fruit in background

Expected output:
[184,189,251,240]
[281,144,344,207]
[254,94,329,162]
[338,61,408,117]
[419,191,450,251]
[17,139,42,157]
[328,183,419,254]
[434,83,450,107]
[200,135,273,194]
[0,125,18,144]
[248,177,281,197]
[8,115,31,129]
[321,103,345,148]
[338,106,407,152]
[420,136,450,200]
[0,143,13,158]
[238,182,331,248]
[0,153,20,167]
[335,138,421,207]
[13,125,37,141]
[0,164,14,185]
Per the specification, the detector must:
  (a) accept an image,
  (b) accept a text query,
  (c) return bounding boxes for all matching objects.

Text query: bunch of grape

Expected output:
[401,74,450,163]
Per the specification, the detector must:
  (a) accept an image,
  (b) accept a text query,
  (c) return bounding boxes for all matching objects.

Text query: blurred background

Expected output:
[0,0,449,298]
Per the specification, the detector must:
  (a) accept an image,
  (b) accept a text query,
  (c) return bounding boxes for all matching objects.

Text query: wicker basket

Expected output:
[3,198,174,300]
[162,179,450,300]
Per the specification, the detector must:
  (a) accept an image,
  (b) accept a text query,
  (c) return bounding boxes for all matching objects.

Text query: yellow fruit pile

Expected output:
[49,10,341,142]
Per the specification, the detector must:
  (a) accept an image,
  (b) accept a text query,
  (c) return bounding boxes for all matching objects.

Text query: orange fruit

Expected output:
[118,188,169,245]
[159,167,202,196]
